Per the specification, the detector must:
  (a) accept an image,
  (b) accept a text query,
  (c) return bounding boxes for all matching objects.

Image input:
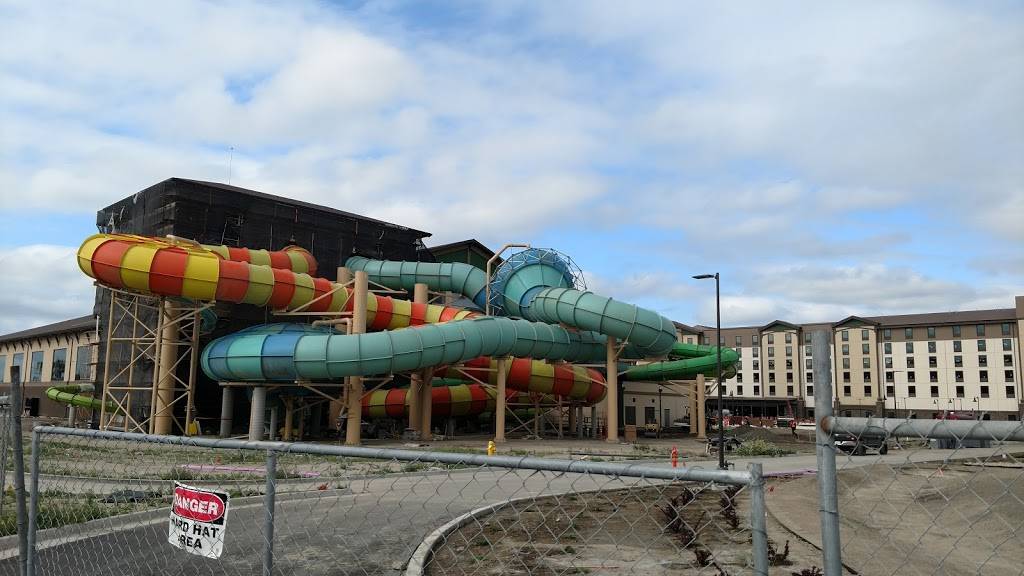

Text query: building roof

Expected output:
[428,239,496,258]
[864,308,1015,328]
[832,315,880,328]
[761,319,801,331]
[0,315,95,345]
[672,321,701,334]
[173,178,432,238]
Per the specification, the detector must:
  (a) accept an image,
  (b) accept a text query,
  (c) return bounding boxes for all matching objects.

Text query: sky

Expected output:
[0,0,1021,334]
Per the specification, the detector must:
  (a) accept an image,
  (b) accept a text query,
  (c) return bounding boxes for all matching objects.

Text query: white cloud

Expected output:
[0,245,95,334]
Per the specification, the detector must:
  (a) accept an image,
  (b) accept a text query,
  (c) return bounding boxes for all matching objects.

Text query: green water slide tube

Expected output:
[45,383,120,412]
[623,342,740,381]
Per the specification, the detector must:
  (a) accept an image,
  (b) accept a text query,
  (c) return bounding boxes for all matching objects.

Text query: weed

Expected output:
[791,568,823,576]
[768,539,792,566]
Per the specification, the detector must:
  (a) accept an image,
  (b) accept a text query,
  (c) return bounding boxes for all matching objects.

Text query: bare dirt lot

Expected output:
[427,482,824,575]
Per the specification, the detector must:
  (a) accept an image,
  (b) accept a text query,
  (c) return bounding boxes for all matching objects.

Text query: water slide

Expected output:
[74,234,738,419]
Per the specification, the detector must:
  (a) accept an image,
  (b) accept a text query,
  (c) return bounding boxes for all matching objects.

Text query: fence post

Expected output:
[27,429,40,576]
[10,367,28,576]
[812,329,842,576]
[263,450,277,576]
[0,402,10,519]
[749,462,768,575]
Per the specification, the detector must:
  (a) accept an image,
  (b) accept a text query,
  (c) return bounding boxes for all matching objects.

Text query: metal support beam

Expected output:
[219,386,234,438]
[605,337,619,443]
[812,329,842,576]
[328,267,352,429]
[153,299,178,435]
[409,283,428,435]
[249,386,267,441]
[345,270,368,445]
[696,374,707,439]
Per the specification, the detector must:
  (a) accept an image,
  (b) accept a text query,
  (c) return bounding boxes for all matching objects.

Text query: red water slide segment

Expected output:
[436,357,606,404]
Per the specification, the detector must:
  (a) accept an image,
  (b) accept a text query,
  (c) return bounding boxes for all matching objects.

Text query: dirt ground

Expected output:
[427,482,824,576]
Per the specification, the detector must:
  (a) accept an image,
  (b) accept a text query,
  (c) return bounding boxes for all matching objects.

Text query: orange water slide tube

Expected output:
[77,233,475,331]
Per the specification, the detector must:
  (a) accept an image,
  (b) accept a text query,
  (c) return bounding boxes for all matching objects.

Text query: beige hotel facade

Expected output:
[677,295,1024,421]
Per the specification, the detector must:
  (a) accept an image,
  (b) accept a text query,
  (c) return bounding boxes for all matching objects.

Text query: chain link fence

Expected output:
[6,426,769,576]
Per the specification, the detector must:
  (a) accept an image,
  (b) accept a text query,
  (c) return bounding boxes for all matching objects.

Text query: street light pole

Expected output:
[694,272,726,470]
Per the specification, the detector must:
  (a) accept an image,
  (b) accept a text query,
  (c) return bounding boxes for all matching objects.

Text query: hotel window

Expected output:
[930,386,939,398]
[862,343,869,354]
[29,351,44,382]
[842,358,850,369]
[0,355,5,382]
[928,341,936,354]
[720,336,725,345]
[1006,355,1014,367]
[687,337,694,344]
[885,357,893,368]
[1006,386,1016,398]
[927,327,936,339]
[843,386,851,396]
[753,360,759,370]
[861,329,869,341]
[786,359,793,369]
[768,348,775,357]
[806,372,813,383]
[908,386,916,397]
[884,342,892,354]
[863,358,870,369]
[883,329,892,340]
[1007,370,1015,382]
[769,373,776,383]
[907,357,915,368]
[1002,323,1011,336]
[807,385,814,396]
[752,347,759,357]
[953,340,961,352]
[51,348,67,381]
[805,359,812,369]
[954,355,963,367]
[804,333,811,344]
[977,340,986,352]
[955,386,964,398]
[74,347,92,380]
[752,335,758,345]
[980,370,988,382]
[955,370,964,382]
[735,336,742,347]
[805,345,812,356]
[769,385,776,396]
[952,325,961,337]
[785,333,792,344]
[736,385,744,395]
[787,385,794,396]
[929,371,938,382]
[886,371,894,382]
[929,356,937,368]
[886,385,894,397]
[703,336,710,345]
[737,348,742,357]
[768,334,774,344]
[980,386,989,398]
[736,373,743,383]
[976,324,985,337]
[842,344,850,356]
[863,371,871,382]
[843,372,851,383]
[769,359,775,370]
[753,386,760,395]
[842,331,849,341]
[905,328,914,339]
[979,355,988,367]
[864,385,872,397]
[786,372,793,383]
[1003,339,1012,352]
[905,342,914,354]
[908,372,916,383]
[786,346,792,357]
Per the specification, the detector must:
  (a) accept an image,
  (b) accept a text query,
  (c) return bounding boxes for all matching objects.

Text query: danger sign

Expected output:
[168,483,230,558]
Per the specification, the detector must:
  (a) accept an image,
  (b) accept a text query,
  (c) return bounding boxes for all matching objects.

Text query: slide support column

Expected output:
[345,271,368,445]
[606,337,619,443]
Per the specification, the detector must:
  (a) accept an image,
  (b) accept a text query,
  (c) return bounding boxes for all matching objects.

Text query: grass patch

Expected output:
[733,439,793,457]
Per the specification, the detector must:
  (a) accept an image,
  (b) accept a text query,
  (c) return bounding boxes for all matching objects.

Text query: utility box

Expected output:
[624,425,638,442]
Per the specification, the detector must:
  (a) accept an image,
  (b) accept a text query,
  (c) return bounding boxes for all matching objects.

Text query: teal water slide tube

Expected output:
[203,249,737,383]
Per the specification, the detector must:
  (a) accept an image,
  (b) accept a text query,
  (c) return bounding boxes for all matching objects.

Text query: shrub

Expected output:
[733,439,791,457]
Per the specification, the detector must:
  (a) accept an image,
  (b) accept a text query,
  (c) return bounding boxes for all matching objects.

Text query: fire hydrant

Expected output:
[671,445,679,468]
[487,440,497,456]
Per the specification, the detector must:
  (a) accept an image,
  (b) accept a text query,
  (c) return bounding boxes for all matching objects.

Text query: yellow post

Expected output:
[345,270,368,445]
[495,357,507,443]
[329,266,352,429]
[606,337,619,443]
[487,440,496,456]
[283,397,294,441]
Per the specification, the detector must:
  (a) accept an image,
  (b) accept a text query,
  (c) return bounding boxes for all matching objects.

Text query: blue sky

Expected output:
[1,0,1022,333]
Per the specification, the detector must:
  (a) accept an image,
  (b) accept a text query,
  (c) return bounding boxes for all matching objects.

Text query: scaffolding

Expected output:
[98,287,213,435]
